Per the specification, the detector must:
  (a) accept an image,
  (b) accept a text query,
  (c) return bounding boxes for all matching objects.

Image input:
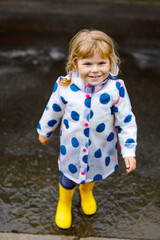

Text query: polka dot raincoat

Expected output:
[37,71,137,184]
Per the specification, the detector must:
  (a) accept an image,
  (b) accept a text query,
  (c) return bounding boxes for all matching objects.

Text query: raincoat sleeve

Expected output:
[113,80,137,158]
[36,79,65,139]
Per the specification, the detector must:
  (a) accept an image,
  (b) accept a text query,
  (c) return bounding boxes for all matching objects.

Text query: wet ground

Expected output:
[0,1,160,239]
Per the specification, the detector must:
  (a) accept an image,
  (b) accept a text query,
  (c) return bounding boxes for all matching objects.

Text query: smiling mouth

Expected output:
[89,75,102,79]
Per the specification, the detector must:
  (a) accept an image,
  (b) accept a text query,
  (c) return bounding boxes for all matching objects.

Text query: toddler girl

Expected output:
[37,29,137,229]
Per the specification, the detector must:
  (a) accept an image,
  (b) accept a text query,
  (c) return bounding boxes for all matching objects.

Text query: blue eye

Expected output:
[84,63,91,66]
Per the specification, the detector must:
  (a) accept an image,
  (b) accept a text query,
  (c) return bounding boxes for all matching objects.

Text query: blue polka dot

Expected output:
[125,138,135,144]
[71,137,79,148]
[94,149,102,158]
[86,110,94,121]
[59,170,63,175]
[124,114,132,123]
[52,104,61,112]
[71,111,80,121]
[84,98,91,108]
[46,131,54,138]
[70,84,80,92]
[53,82,58,92]
[61,96,68,104]
[124,138,135,149]
[85,139,91,148]
[111,105,118,113]
[64,119,69,129]
[46,104,49,111]
[37,123,41,130]
[84,128,89,138]
[115,142,118,149]
[68,164,77,173]
[96,123,106,132]
[119,86,125,98]
[107,132,114,141]
[116,82,121,90]
[48,120,57,127]
[93,174,102,181]
[87,165,90,172]
[105,156,110,166]
[115,126,122,133]
[81,180,85,184]
[114,164,118,171]
[82,155,88,164]
[60,145,66,155]
[99,93,110,104]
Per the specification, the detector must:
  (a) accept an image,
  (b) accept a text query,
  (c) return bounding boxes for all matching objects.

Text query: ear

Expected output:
[73,61,78,71]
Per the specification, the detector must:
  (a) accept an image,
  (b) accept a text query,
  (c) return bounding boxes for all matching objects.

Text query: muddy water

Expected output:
[0,1,160,239]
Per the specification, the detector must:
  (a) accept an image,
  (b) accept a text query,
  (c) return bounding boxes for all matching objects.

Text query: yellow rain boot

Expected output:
[79,181,97,215]
[55,183,76,229]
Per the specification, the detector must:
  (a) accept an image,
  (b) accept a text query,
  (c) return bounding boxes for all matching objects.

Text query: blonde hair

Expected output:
[59,29,120,86]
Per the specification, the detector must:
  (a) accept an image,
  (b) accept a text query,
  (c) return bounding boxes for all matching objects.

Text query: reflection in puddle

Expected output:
[124,46,160,69]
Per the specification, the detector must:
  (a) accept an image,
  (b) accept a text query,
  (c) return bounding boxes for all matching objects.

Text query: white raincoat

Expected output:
[37,71,137,184]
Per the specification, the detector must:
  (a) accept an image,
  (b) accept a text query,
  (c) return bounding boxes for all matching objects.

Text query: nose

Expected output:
[91,64,99,72]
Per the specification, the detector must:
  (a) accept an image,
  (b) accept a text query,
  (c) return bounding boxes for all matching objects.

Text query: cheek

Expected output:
[79,67,88,75]
[79,71,87,79]
[103,65,110,73]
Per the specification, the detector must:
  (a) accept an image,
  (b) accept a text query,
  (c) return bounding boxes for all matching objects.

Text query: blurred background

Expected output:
[0,0,160,239]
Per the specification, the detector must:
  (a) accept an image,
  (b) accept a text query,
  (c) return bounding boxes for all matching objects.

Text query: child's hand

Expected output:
[124,157,136,173]
[39,135,50,145]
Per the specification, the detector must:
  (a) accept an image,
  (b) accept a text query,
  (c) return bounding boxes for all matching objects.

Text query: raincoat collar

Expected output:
[71,70,113,93]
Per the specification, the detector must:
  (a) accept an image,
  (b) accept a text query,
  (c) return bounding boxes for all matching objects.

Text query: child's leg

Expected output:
[79,181,97,215]
[55,175,76,229]
[60,175,76,190]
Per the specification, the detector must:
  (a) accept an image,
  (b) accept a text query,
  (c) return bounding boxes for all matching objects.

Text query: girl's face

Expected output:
[75,52,110,86]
